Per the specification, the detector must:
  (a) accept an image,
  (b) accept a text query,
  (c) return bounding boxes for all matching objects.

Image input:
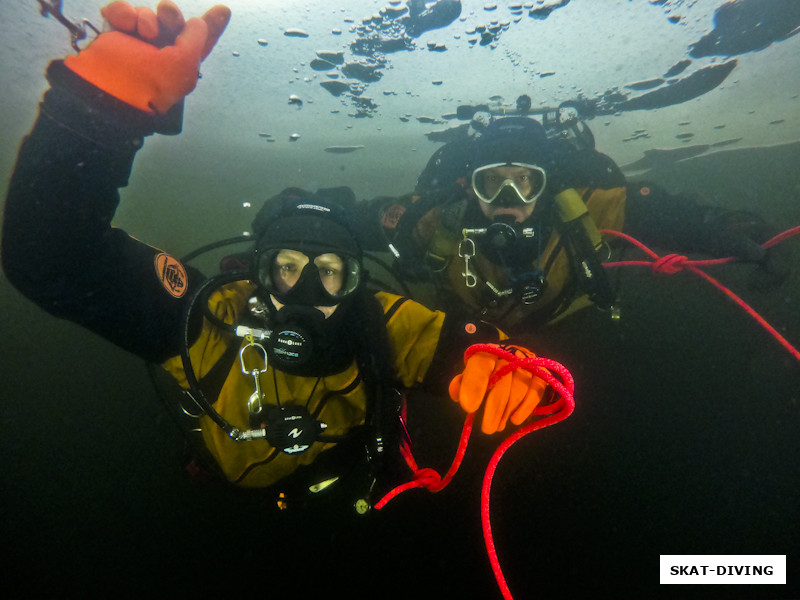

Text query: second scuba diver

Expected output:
[368,115,791,331]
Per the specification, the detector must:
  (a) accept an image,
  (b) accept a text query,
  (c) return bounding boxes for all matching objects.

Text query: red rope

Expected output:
[373,413,475,510]
[601,227,800,363]
[375,346,576,600]
[481,357,575,600]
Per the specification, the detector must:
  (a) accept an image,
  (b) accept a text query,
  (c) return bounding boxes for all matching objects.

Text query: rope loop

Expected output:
[601,227,800,363]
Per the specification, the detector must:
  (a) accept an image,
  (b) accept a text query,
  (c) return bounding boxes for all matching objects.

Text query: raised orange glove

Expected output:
[449,343,548,435]
[64,1,231,114]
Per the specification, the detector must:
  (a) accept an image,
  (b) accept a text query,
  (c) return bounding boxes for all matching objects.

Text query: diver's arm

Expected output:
[2,3,231,362]
[377,292,505,388]
[624,182,771,254]
[2,61,204,362]
[623,182,790,288]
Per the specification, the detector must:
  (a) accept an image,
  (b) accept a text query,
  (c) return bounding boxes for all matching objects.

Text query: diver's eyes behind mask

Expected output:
[472,162,547,205]
[257,248,361,307]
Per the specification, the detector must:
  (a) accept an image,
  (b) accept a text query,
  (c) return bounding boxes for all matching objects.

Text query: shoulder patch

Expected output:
[154,252,188,298]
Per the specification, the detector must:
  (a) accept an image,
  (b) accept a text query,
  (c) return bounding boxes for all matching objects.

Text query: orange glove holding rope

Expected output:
[449,343,550,435]
[64,0,230,115]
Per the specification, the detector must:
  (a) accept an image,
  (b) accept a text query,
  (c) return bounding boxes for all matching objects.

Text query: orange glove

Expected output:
[64,1,231,114]
[449,343,548,435]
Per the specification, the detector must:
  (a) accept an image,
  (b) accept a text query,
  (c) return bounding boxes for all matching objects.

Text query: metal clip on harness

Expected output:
[240,336,269,419]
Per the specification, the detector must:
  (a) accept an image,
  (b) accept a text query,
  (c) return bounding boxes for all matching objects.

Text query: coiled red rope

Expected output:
[375,345,576,600]
[601,227,800,363]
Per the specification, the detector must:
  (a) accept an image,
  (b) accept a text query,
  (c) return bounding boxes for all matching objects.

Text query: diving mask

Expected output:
[256,248,361,308]
[471,162,547,205]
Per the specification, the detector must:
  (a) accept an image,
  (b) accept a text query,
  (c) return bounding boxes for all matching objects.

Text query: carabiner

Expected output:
[37,0,100,52]
[240,340,269,416]
[458,236,478,288]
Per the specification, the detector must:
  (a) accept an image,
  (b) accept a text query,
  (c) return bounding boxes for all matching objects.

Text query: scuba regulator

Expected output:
[458,217,548,305]
[454,187,619,315]
[178,268,331,453]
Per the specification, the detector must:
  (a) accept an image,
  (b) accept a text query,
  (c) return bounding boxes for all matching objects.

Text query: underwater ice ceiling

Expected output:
[213,0,799,168]
[7,0,800,179]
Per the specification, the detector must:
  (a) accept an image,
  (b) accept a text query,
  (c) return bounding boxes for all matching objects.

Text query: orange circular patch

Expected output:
[639,186,651,196]
[464,322,477,334]
[154,252,188,298]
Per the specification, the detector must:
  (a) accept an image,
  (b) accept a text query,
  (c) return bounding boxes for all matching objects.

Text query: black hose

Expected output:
[179,270,254,436]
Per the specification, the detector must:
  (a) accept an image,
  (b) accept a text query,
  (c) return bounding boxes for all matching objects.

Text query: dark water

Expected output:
[2,143,799,599]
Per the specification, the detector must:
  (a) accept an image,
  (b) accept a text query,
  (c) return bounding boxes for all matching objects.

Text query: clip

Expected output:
[458,237,478,288]
[37,0,100,52]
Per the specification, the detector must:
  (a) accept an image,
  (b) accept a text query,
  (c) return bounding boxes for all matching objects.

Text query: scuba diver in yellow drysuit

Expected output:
[2,1,555,508]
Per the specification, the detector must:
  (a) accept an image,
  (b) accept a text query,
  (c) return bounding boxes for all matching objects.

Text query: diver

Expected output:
[369,115,792,331]
[2,1,555,508]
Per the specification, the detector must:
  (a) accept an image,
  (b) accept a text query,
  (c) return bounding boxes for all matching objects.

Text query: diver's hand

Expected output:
[64,1,231,114]
[748,242,792,291]
[717,227,792,291]
[449,343,548,435]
